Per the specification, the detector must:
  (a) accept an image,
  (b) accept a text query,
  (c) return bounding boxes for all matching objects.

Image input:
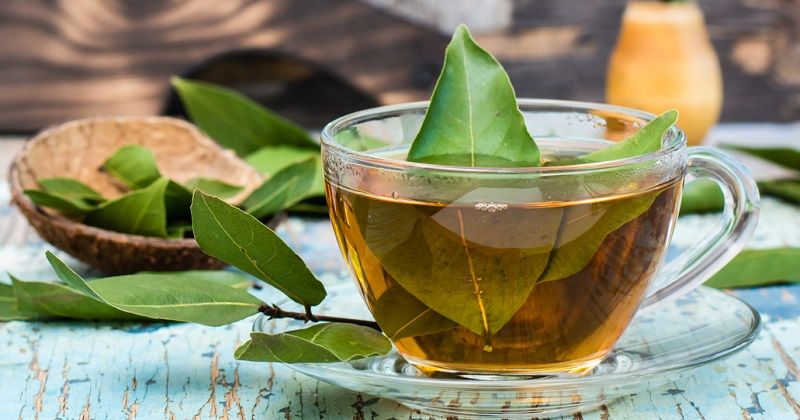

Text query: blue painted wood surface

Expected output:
[1,211,799,420]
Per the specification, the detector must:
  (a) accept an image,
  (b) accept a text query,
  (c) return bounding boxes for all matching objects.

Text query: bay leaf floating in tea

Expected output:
[406,24,540,168]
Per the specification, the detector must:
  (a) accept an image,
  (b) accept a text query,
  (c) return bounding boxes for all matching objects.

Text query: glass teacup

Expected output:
[321,100,759,376]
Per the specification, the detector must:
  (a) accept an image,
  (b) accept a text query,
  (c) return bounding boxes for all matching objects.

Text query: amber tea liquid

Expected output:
[327,176,682,375]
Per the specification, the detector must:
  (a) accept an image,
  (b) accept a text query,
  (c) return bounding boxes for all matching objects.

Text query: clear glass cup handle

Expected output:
[642,146,760,307]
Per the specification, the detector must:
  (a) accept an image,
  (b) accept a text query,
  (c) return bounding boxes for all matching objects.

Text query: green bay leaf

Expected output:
[172,78,318,156]
[334,130,390,152]
[191,191,326,306]
[308,157,326,198]
[245,146,319,176]
[535,111,679,277]
[87,275,262,326]
[540,191,659,282]
[138,270,253,289]
[46,251,101,298]
[406,25,540,168]
[570,110,679,164]
[184,178,243,200]
[680,178,800,215]
[680,179,723,215]
[287,201,330,215]
[0,282,27,321]
[362,198,560,337]
[38,178,105,204]
[10,276,146,321]
[234,323,391,363]
[371,285,456,340]
[706,248,800,288]
[167,225,189,239]
[103,145,161,189]
[725,146,800,171]
[23,189,96,217]
[243,157,319,219]
[84,177,169,237]
[758,179,800,205]
[164,180,194,223]
[46,252,262,326]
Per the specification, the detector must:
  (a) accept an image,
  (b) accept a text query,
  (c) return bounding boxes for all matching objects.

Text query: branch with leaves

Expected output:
[0,240,389,363]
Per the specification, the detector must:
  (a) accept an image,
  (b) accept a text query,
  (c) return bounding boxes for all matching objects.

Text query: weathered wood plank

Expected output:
[0,0,448,133]
[1,201,799,419]
[1,0,799,133]
[2,279,800,419]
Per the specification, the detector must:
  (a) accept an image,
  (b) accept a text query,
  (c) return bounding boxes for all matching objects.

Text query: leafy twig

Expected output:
[258,304,381,331]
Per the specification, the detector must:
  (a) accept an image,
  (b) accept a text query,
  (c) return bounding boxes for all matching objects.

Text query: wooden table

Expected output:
[1,125,799,419]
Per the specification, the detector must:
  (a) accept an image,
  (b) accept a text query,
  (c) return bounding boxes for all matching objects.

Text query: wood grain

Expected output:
[1,216,800,419]
[0,0,447,133]
[1,0,799,134]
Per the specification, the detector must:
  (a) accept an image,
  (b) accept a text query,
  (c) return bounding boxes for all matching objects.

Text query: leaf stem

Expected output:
[259,304,381,331]
[304,304,317,322]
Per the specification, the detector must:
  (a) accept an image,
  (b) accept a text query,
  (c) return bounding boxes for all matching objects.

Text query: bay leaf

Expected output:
[308,156,326,198]
[568,109,679,164]
[38,178,105,204]
[10,275,146,321]
[409,153,533,167]
[167,225,189,239]
[706,248,800,288]
[84,177,169,237]
[172,77,318,156]
[334,129,390,152]
[23,189,96,217]
[371,285,456,340]
[725,145,800,171]
[46,252,263,326]
[287,202,330,215]
[86,275,262,326]
[45,251,103,299]
[539,191,659,282]
[363,197,560,337]
[406,25,540,167]
[680,178,800,215]
[234,323,391,363]
[136,270,253,289]
[184,177,243,199]
[680,179,723,215]
[0,282,27,321]
[242,157,319,219]
[758,179,800,205]
[103,144,161,189]
[537,111,678,283]
[164,180,194,222]
[244,146,318,176]
[191,191,327,307]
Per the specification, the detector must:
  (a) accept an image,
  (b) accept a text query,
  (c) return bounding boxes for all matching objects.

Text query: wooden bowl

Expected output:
[9,116,278,275]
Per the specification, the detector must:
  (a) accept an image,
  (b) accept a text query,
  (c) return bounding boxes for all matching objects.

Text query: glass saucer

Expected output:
[253,286,760,418]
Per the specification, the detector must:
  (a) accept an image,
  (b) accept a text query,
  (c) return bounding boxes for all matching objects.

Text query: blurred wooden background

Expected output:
[0,0,798,133]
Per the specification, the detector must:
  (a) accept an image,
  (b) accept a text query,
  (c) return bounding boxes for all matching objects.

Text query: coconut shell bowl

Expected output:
[9,116,277,275]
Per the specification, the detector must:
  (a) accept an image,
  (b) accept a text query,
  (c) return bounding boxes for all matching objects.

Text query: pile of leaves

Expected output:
[172,78,329,215]
[24,143,316,238]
